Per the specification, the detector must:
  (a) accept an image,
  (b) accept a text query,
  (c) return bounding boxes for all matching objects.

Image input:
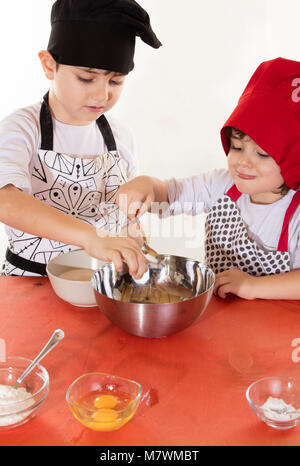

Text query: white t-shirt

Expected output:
[165,168,300,270]
[0,101,137,195]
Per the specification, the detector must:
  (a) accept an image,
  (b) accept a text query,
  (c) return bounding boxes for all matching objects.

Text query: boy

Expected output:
[116,58,300,300]
[0,0,161,278]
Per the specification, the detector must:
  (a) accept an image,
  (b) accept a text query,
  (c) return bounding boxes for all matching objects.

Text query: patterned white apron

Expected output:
[205,184,300,276]
[2,92,127,276]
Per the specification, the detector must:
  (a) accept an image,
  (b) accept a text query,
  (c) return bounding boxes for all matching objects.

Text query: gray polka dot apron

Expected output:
[205,184,300,276]
[3,92,127,276]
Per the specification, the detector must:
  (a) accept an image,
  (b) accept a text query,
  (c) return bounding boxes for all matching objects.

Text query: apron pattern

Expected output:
[205,189,292,276]
[2,93,127,276]
[32,151,126,224]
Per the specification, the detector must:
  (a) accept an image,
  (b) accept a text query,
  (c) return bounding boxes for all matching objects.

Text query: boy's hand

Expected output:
[119,219,146,248]
[84,229,147,279]
[214,269,256,300]
[116,176,155,219]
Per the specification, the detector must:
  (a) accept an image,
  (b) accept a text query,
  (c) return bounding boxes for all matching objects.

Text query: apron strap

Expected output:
[226,184,300,253]
[40,91,117,152]
[40,92,54,150]
[226,184,242,201]
[277,191,300,252]
[96,115,117,152]
[5,249,47,276]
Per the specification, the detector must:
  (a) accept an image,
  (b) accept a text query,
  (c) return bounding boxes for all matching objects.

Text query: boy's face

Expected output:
[40,52,126,125]
[227,131,285,203]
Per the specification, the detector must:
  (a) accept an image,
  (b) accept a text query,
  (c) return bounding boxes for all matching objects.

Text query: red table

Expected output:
[0,277,299,446]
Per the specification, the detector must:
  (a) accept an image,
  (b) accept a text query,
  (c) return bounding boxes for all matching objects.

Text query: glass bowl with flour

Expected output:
[0,356,49,429]
[246,376,300,430]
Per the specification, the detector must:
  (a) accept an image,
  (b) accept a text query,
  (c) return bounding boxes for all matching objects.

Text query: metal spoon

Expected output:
[141,235,161,260]
[128,217,161,262]
[12,329,64,389]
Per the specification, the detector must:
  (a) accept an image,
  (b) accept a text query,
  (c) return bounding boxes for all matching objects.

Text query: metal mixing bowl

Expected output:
[92,255,215,338]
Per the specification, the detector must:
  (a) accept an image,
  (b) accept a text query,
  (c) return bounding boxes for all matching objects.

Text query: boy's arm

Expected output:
[117,175,168,218]
[0,184,94,247]
[152,177,169,203]
[0,184,147,278]
[214,268,300,300]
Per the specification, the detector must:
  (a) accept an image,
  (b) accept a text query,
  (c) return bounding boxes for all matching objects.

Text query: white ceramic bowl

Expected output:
[46,249,105,307]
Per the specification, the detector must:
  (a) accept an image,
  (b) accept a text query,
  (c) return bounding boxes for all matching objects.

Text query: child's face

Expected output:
[40,53,126,125]
[227,132,285,203]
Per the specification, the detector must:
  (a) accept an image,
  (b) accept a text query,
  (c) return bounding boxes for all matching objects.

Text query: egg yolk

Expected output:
[92,408,118,423]
[94,394,118,409]
[70,390,137,431]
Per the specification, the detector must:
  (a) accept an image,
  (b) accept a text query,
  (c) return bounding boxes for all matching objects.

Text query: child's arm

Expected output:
[214,268,300,300]
[0,184,147,278]
[117,176,168,218]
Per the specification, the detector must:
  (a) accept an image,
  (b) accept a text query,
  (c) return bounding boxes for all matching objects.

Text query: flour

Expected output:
[261,396,300,421]
[0,383,35,426]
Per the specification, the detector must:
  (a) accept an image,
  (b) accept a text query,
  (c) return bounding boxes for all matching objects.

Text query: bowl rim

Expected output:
[92,258,216,305]
[46,248,106,281]
[0,356,49,407]
[66,371,143,414]
[246,375,300,413]
[46,266,96,284]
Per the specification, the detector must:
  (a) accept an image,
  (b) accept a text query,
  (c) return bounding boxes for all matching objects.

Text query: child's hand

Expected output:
[84,229,147,279]
[119,219,146,248]
[214,269,256,300]
[116,176,155,219]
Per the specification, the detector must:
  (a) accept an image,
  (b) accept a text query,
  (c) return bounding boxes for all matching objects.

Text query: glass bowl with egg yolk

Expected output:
[66,372,142,431]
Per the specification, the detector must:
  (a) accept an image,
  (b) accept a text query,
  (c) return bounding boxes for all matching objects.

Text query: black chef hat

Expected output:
[47,0,162,74]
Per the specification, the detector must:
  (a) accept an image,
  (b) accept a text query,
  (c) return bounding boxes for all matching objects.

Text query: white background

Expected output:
[0,0,300,264]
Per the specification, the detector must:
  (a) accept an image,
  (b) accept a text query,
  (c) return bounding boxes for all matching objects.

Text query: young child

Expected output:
[0,0,161,278]
[117,58,300,300]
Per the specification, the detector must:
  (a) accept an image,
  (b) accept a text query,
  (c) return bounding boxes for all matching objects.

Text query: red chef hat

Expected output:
[221,57,300,190]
